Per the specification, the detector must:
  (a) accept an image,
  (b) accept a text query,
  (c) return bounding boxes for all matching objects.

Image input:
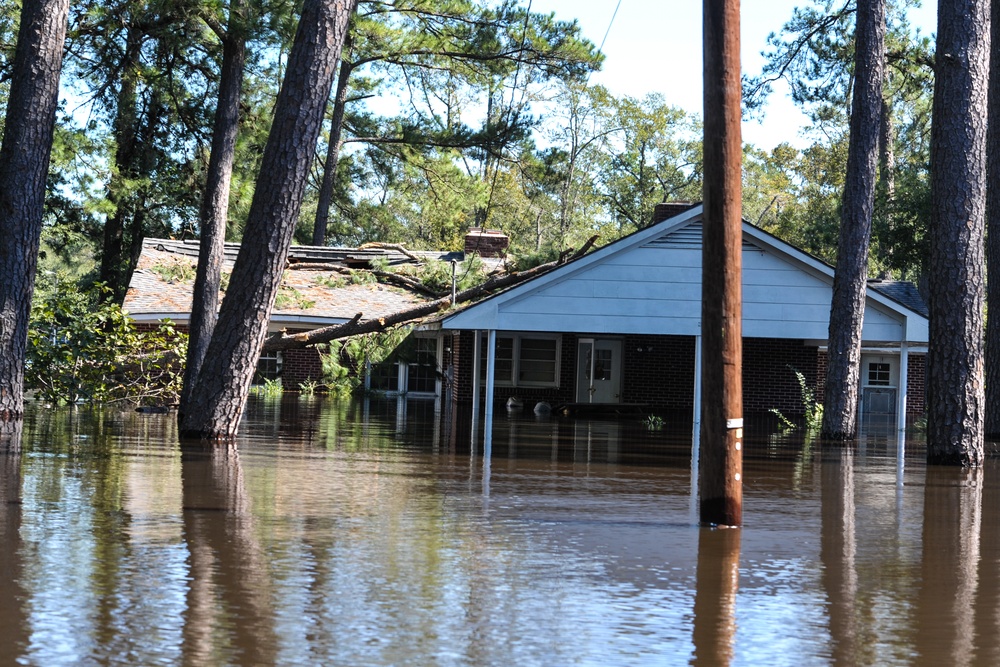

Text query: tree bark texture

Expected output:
[179,0,358,439]
[699,0,743,527]
[312,32,354,247]
[0,0,70,420]
[985,0,1000,437]
[821,0,885,440]
[180,0,248,415]
[98,20,144,303]
[927,0,989,466]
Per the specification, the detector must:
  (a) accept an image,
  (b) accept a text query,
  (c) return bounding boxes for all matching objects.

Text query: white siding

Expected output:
[444,216,922,345]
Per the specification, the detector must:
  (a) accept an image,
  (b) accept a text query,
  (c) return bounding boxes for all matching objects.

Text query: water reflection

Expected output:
[0,420,27,666]
[692,527,740,666]
[6,399,1000,665]
[180,443,277,666]
[916,467,982,666]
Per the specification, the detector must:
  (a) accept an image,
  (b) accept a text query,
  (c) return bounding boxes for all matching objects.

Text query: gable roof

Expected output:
[124,238,439,328]
[441,204,928,345]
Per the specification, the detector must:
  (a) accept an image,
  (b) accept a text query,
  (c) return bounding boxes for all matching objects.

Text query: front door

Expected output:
[576,339,622,403]
[859,354,898,430]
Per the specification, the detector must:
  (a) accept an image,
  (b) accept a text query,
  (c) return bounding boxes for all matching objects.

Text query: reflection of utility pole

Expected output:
[700,0,743,526]
[692,526,741,666]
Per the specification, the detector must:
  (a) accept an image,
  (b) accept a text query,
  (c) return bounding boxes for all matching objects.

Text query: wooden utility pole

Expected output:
[700,0,743,526]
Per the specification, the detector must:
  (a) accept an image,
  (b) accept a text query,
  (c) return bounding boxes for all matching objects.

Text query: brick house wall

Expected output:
[281,346,325,388]
[448,331,929,418]
[620,334,696,409]
[742,338,822,416]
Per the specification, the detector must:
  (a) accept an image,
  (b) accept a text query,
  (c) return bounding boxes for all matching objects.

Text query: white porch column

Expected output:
[897,342,909,432]
[484,329,497,457]
[471,330,482,421]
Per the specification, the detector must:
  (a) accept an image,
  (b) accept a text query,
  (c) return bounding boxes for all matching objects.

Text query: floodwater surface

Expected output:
[0,396,996,666]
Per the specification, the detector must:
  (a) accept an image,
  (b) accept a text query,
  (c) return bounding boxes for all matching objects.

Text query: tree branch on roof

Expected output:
[262,236,597,351]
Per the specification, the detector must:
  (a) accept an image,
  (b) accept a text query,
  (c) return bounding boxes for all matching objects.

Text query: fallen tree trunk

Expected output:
[262,236,597,351]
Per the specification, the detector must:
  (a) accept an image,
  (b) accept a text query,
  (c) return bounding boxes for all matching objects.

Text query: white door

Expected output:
[576,339,622,403]
[859,354,898,430]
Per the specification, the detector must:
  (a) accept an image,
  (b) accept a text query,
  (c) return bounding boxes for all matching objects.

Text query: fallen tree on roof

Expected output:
[262,236,597,351]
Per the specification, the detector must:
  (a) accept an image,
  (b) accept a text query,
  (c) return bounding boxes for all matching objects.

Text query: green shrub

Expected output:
[27,278,187,405]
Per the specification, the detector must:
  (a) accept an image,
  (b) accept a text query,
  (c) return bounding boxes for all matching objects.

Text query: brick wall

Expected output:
[281,346,325,388]
[620,334,696,409]
[464,229,510,258]
[743,338,821,416]
[906,353,926,415]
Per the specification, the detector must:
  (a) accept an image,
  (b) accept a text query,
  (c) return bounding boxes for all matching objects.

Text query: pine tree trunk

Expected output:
[98,21,143,303]
[927,0,989,466]
[179,0,358,439]
[180,1,248,415]
[821,0,885,440]
[312,33,354,247]
[0,0,69,420]
[984,0,1000,438]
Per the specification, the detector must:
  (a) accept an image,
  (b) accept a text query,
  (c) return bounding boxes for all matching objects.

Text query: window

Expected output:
[254,351,282,384]
[868,362,891,386]
[368,335,439,396]
[407,337,438,393]
[480,333,561,387]
[369,362,400,392]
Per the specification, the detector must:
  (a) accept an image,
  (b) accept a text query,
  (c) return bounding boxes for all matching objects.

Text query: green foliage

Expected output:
[769,367,824,433]
[319,327,413,394]
[508,246,561,272]
[27,277,187,406]
[149,260,196,283]
[250,377,284,398]
[275,284,317,310]
[298,379,320,396]
[313,274,348,289]
[643,414,665,430]
[408,256,487,293]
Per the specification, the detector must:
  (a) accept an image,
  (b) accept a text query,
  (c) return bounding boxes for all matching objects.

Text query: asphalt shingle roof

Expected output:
[123,238,437,324]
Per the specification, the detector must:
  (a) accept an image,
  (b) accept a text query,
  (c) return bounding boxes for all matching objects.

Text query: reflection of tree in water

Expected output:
[916,467,982,666]
[0,420,27,664]
[180,443,277,665]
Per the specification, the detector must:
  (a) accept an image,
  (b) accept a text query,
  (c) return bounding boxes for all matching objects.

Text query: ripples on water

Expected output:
[0,396,997,666]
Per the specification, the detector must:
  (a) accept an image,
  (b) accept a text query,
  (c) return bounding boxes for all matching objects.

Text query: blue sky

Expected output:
[531,0,938,150]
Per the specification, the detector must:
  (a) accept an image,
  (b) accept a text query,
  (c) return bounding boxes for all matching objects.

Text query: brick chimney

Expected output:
[651,201,698,224]
[464,228,509,258]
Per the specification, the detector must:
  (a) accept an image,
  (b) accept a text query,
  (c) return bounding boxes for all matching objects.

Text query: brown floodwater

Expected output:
[0,395,997,666]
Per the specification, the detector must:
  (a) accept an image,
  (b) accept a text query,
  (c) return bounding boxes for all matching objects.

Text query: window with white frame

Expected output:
[480,333,561,387]
[368,335,439,396]
[253,351,282,384]
[406,336,438,393]
[867,362,891,386]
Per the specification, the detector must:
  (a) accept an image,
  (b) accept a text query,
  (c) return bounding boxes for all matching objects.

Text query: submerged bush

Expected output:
[27,277,187,406]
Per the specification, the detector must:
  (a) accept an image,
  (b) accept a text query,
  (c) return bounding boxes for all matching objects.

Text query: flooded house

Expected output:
[431,203,929,430]
[122,237,461,390]
[124,204,928,430]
